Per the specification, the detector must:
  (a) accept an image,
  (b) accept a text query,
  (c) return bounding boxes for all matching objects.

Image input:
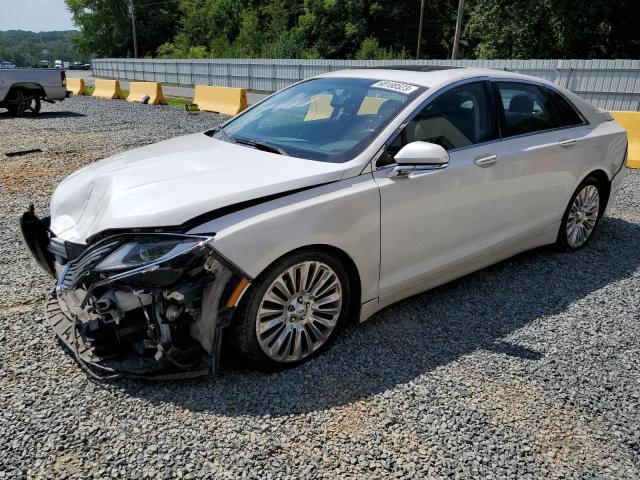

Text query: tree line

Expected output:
[64,0,640,60]
[0,30,81,66]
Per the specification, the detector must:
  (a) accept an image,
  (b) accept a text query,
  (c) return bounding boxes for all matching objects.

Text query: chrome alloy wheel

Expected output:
[256,261,343,362]
[566,184,600,248]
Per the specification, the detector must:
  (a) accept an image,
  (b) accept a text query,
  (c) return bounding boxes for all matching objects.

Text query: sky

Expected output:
[0,0,76,32]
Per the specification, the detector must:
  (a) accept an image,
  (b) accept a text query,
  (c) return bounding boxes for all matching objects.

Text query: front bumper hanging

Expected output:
[44,294,215,380]
[20,208,251,380]
[19,206,55,278]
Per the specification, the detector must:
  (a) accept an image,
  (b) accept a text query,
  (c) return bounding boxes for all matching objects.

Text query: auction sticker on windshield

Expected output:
[371,80,419,94]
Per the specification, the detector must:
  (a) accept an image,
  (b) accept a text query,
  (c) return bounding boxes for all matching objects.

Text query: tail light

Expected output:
[61,71,66,87]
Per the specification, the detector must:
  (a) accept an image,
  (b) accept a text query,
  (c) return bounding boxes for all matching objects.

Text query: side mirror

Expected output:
[394,141,449,166]
[390,141,449,178]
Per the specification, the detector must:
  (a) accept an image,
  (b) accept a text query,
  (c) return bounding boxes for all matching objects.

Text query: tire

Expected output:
[229,249,351,371]
[5,88,41,116]
[557,176,603,251]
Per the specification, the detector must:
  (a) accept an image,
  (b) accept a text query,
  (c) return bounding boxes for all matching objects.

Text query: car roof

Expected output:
[316,65,602,125]
[318,66,551,90]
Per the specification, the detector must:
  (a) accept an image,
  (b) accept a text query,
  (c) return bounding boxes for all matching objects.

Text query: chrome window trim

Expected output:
[488,123,587,144]
[373,75,591,171]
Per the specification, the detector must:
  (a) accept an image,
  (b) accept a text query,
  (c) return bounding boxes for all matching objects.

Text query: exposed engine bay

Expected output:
[21,207,250,380]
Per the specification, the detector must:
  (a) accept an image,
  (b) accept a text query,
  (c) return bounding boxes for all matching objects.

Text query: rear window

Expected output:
[545,88,585,127]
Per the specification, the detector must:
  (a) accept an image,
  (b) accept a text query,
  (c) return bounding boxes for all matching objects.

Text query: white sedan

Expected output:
[21,67,627,378]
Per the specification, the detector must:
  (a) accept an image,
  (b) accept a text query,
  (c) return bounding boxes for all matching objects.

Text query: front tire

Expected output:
[230,249,351,371]
[557,176,603,251]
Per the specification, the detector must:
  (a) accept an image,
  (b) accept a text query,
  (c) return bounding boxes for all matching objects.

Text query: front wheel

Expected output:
[557,177,603,251]
[230,250,351,370]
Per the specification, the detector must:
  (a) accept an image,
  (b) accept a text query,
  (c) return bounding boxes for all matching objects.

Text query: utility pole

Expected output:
[451,0,464,60]
[416,0,425,59]
[128,0,139,59]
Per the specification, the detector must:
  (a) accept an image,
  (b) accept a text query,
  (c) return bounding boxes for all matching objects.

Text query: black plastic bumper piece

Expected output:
[20,206,56,278]
[45,295,212,380]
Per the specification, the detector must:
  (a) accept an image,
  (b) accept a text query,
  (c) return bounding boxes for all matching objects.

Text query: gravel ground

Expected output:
[1,97,639,479]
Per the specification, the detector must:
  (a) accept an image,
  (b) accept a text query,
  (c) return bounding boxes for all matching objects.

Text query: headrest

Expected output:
[377,99,403,116]
[509,93,534,114]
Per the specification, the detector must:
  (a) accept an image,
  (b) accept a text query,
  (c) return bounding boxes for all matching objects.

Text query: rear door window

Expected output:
[495,82,559,137]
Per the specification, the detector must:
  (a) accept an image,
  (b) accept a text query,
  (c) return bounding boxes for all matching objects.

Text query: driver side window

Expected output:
[378,81,494,167]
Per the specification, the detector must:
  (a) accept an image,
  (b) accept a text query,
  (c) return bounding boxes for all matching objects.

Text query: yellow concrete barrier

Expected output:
[66,78,88,96]
[92,79,124,100]
[611,111,640,169]
[192,85,248,115]
[127,81,167,105]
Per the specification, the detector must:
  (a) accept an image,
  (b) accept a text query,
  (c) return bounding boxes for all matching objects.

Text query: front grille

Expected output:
[57,240,120,292]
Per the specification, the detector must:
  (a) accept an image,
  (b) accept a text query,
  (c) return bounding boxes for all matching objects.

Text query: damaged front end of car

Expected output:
[20,207,251,380]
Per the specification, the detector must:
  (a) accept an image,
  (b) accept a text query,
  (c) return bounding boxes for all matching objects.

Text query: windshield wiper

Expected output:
[234,137,289,156]
[206,125,231,142]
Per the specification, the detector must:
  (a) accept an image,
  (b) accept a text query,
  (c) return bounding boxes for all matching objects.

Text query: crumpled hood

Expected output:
[50,133,346,243]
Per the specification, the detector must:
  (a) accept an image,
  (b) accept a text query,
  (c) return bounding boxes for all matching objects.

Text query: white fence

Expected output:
[91,58,640,111]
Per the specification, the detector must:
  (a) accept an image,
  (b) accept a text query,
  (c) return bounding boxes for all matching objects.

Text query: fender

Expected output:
[188,174,382,304]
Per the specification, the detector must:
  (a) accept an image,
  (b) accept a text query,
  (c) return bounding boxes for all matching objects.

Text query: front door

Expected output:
[373,80,509,296]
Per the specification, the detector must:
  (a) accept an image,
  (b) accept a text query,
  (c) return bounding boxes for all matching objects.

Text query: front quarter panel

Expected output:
[188,174,381,304]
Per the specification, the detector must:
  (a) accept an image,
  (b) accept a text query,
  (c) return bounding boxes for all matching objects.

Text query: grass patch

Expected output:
[165,96,192,108]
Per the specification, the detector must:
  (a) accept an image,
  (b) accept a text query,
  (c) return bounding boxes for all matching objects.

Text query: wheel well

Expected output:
[8,83,45,98]
[585,169,611,216]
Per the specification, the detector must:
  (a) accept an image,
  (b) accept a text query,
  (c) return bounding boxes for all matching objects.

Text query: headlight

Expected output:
[95,238,202,271]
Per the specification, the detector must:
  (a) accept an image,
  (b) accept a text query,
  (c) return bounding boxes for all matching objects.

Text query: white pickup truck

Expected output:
[0,68,69,116]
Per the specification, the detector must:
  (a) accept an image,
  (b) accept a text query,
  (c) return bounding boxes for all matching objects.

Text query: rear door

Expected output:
[373,80,509,296]
[493,81,591,240]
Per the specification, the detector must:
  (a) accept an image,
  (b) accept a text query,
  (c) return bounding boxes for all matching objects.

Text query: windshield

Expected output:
[214,77,425,163]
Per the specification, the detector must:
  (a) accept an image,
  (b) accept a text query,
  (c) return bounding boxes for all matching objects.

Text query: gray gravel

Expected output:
[1,96,639,479]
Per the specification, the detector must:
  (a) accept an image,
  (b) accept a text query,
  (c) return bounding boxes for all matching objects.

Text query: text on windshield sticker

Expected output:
[371,80,419,94]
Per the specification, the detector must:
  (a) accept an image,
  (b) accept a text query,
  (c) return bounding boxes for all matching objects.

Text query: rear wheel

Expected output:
[557,177,602,251]
[6,88,41,116]
[230,249,350,370]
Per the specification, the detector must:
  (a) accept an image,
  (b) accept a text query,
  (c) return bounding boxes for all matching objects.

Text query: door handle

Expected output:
[474,154,499,167]
[560,139,577,148]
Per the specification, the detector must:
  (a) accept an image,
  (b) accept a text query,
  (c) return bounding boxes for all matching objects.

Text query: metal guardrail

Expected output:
[91,58,640,111]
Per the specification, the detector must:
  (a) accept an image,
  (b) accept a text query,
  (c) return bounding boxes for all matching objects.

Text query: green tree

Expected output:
[65,0,180,58]
[64,0,640,61]
[0,30,80,66]
[464,0,640,59]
